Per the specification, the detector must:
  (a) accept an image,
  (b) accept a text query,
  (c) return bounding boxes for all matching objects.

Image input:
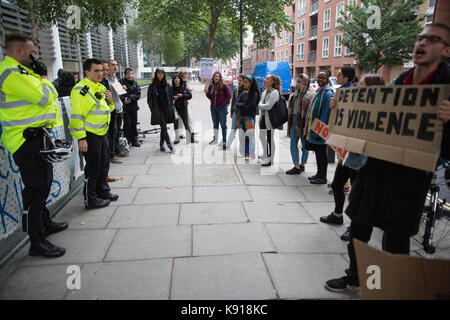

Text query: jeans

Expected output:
[226,112,239,147]
[331,162,358,214]
[238,117,255,157]
[210,105,227,145]
[290,115,309,165]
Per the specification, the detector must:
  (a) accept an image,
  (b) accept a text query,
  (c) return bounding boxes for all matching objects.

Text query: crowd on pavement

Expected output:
[0,21,449,296]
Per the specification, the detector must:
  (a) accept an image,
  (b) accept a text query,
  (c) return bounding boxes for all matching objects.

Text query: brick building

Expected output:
[246,0,439,81]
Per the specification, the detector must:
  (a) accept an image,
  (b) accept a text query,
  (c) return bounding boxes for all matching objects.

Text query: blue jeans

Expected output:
[290,114,309,165]
[226,112,238,147]
[210,105,227,144]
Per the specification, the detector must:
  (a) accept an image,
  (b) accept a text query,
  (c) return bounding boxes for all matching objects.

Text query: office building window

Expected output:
[324,8,331,31]
[334,34,342,56]
[322,37,329,58]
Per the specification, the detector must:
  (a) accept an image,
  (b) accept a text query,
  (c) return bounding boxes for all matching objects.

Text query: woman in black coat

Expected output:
[172,75,196,143]
[120,68,141,147]
[147,67,175,152]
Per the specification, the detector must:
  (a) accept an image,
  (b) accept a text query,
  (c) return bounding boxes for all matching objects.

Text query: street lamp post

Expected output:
[240,0,243,74]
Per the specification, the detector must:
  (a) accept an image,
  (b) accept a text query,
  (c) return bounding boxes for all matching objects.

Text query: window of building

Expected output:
[277,51,279,61]
[334,34,342,56]
[298,20,305,39]
[297,42,305,61]
[298,0,306,17]
[336,2,345,27]
[281,51,284,61]
[322,37,329,58]
[324,8,331,31]
[286,49,289,61]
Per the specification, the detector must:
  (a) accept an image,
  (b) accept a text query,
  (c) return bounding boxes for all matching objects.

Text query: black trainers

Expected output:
[308,174,319,180]
[99,192,119,201]
[29,238,66,258]
[310,177,327,185]
[325,275,359,292]
[340,228,350,241]
[286,167,301,175]
[320,212,344,225]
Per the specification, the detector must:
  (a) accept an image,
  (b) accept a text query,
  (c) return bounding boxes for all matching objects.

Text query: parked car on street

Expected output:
[329,76,341,92]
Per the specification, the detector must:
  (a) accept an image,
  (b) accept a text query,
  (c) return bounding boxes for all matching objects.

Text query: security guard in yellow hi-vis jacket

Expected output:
[0,33,69,258]
[69,58,119,209]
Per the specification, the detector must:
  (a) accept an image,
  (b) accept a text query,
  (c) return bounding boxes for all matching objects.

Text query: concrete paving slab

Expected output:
[194,165,241,185]
[193,223,275,256]
[108,188,139,205]
[134,187,193,204]
[265,224,347,253]
[243,202,314,223]
[171,254,277,300]
[107,204,179,228]
[131,174,192,188]
[0,264,71,300]
[278,173,313,186]
[241,172,285,186]
[179,202,247,225]
[111,155,149,165]
[65,259,172,300]
[61,204,117,230]
[108,164,149,176]
[247,186,305,202]
[108,175,136,189]
[194,186,251,202]
[263,253,358,299]
[104,226,191,261]
[298,185,335,201]
[147,163,192,175]
[21,229,117,266]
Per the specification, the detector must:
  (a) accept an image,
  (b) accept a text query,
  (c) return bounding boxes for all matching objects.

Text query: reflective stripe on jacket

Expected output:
[68,77,114,140]
[0,56,61,154]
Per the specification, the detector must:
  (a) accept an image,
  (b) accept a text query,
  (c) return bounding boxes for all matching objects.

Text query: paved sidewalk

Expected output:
[0,84,449,300]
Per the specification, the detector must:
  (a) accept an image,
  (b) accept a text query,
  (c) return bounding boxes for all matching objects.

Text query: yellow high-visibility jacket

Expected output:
[0,56,61,154]
[68,77,114,140]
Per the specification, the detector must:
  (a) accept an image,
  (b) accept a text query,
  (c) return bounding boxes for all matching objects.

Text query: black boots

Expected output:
[99,192,119,201]
[85,198,110,210]
[29,230,65,258]
[42,207,68,236]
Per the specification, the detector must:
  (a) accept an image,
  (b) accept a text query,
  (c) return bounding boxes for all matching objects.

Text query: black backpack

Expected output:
[268,91,288,129]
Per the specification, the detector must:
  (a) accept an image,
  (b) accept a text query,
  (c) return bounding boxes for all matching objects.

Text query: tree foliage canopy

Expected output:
[338,0,425,72]
[136,0,293,58]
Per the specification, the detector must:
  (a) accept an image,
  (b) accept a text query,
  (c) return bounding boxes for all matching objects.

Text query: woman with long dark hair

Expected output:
[204,71,232,149]
[147,67,175,152]
[235,75,260,159]
[172,75,196,143]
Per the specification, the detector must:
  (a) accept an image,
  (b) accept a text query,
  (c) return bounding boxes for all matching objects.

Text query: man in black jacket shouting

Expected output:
[120,68,142,147]
[325,23,450,293]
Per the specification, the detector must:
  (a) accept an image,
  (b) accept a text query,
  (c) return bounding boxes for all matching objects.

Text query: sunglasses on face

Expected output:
[416,35,449,46]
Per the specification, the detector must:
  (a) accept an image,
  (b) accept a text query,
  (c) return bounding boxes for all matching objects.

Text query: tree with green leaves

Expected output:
[136,0,293,58]
[126,17,186,68]
[338,0,425,73]
[2,0,130,44]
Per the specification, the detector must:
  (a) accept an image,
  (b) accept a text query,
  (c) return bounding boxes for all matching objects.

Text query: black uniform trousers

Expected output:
[309,143,328,179]
[13,135,53,236]
[82,132,111,205]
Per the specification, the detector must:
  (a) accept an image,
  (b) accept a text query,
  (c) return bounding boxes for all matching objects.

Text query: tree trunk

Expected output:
[208,8,219,58]
[29,0,39,48]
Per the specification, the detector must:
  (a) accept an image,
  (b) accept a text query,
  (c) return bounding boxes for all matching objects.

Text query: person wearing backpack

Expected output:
[258,74,281,167]
[304,70,334,184]
[204,71,232,150]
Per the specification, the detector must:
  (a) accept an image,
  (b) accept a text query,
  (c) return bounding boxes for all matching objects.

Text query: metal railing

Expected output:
[308,51,316,63]
[310,0,318,15]
[309,26,317,40]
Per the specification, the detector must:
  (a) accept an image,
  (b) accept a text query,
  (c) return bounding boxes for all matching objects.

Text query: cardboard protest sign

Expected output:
[354,240,450,300]
[327,85,449,172]
[311,118,348,160]
[199,58,214,79]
